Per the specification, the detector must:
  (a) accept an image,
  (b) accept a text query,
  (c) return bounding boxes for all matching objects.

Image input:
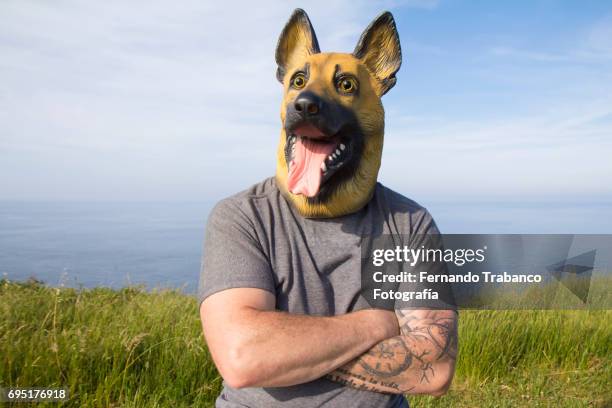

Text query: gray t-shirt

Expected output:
[199,177,438,407]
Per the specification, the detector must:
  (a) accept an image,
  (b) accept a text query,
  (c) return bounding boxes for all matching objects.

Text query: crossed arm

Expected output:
[326,308,457,395]
[200,287,457,395]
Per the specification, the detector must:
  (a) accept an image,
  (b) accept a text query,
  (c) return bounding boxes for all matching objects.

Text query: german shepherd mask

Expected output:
[275,9,402,218]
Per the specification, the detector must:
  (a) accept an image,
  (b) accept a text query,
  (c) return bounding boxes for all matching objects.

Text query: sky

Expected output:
[1,0,611,205]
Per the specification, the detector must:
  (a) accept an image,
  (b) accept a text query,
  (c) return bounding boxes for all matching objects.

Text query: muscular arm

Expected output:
[200,287,399,389]
[326,308,458,396]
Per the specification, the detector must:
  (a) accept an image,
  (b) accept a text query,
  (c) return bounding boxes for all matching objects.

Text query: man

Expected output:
[199,9,457,407]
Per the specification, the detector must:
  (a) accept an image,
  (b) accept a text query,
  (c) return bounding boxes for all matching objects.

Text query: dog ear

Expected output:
[353,11,402,95]
[275,9,320,83]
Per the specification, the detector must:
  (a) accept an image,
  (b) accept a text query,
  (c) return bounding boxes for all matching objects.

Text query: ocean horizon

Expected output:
[1,199,611,293]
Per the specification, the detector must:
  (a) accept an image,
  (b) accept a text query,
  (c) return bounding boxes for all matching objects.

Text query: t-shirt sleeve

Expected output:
[198,198,275,305]
[397,207,457,310]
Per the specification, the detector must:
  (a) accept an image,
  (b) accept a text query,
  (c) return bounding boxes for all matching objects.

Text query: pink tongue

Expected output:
[287,138,336,197]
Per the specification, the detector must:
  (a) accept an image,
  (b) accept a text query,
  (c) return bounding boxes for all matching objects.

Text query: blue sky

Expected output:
[1,0,611,205]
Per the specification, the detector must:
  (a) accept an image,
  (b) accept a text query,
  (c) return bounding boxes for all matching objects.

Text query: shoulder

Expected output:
[208,177,281,227]
[374,183,440,234]
[375,183,426,213]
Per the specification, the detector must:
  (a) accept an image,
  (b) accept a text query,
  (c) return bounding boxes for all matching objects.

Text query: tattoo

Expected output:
[358,337,412,377]
[398,309,458,361]
[327,372,411,393]
[327,309,458,394]
[430,318,458,361]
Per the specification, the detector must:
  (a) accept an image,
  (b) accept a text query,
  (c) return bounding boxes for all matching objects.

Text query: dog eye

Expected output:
[337,77,358,94]
[291,74,307,90]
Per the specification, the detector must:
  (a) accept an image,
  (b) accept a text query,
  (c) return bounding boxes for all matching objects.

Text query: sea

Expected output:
[1,200,610,294]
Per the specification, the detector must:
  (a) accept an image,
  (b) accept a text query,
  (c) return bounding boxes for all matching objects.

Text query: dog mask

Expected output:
[275,9,402,218]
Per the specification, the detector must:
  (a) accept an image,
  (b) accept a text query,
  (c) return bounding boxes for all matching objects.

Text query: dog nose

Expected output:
[294,92,321,116]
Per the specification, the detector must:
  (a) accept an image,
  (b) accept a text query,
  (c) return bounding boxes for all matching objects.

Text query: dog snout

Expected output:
[294,91,322,116]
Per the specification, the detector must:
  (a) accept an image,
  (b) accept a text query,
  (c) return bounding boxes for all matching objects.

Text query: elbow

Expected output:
[426,360,455,396]
[216,339,264,389]
[220,364,253,389]
[222,373,251,389]
[396,359,455,396]
[428,380,451,397]
[223,370,255,390]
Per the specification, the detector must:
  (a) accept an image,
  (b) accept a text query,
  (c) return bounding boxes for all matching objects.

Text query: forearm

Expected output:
[208,307,397,388]
[326,334,455,394]
[327,309,458,395]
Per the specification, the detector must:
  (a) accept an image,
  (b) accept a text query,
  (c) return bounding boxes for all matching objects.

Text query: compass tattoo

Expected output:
[326,309,458,394]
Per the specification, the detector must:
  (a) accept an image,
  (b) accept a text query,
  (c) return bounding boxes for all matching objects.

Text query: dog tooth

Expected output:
[321,162,327,172]
[335,149,341,155]
[328,155,333,161]
[340,144,346,150]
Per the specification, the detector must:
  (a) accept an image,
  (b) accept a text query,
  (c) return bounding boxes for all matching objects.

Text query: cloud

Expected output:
[0,1,610,203]
[489,47,571,62]
[2,0,431,200]
[388,0,440,10]
[382,94,612,201]
[489,15,612,64]
[586,15,612,55]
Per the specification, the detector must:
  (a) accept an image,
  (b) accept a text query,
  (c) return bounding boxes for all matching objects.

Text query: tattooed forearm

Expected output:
[327,368,409,393]
[326,309,458,395]
[396,309,458,361]
[357,337,413,378]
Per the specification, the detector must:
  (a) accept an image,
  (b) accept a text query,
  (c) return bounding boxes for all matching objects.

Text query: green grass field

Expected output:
[1,279,610,407]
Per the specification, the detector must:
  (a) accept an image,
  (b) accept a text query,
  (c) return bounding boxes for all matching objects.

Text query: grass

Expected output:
[1,279,610,407]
